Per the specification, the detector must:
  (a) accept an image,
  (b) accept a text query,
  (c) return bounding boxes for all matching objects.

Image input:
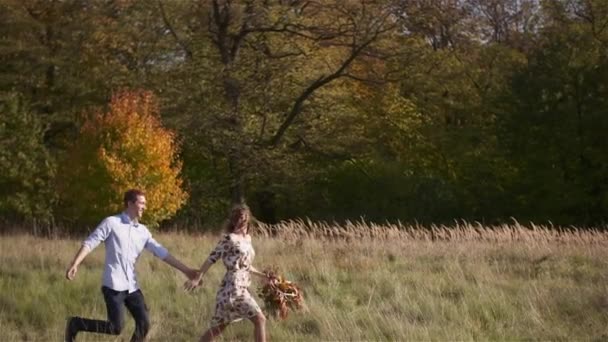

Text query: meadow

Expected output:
[1,220,607,341]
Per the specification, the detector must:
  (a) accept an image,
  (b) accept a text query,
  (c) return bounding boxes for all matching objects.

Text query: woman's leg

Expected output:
[249,312,267,342]
[200,323,228,342]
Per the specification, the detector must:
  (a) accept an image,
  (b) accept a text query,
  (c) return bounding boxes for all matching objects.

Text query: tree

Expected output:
[0,0,180,151]
[0,93,55,225]
[158,0,399,211]
[493,0,608,224]
[466,0,541,48]
[56,90,187,227]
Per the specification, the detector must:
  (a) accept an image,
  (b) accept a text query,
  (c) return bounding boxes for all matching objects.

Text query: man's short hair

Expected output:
[124,189,145,207]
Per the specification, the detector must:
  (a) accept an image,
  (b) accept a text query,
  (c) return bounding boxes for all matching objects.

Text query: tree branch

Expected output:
[268,9,394,146]
[269,34,379,147]
[158,0,192,59]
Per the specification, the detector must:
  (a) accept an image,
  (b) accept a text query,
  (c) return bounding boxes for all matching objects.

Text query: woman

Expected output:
[185,204,270,342]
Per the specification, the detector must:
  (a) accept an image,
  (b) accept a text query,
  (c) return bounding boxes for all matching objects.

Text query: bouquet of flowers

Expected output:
[258,267,304,320]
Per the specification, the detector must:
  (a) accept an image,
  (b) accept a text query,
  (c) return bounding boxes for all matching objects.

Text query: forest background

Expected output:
[2,0,608,231]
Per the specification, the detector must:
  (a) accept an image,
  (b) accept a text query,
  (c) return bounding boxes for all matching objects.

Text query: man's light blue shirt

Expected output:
[82,212,169,293]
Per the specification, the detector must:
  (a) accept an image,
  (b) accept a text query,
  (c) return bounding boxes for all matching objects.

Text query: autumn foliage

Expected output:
[57,90,187,227]
[258,267,305,320]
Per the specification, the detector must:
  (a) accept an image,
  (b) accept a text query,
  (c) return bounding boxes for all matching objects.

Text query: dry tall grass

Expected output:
[255,219,608,245]
[1,221,607,341]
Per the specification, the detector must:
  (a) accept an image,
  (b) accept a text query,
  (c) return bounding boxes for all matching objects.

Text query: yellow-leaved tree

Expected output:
[57,90,187,228]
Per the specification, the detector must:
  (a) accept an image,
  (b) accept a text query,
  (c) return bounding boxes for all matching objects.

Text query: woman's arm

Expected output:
[184,235,228,291]
[184,259,212,291]
[198,259,213,278]
[250,265,270,279]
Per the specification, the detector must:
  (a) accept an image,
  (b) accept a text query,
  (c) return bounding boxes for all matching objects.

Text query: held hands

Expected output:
[184,276,202,292]
[183,268,202,292]
[184,268,200,281]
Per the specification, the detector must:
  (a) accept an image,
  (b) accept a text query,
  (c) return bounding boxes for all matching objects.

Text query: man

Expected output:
[64,189,197,342]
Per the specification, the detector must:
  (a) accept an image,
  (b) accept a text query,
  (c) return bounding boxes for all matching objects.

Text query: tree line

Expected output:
[1,0,607,230]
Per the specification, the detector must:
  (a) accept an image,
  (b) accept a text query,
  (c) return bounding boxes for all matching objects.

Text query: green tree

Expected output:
[494,0,608,223]
[157,0,399,218]
[0,93,55,225]
[0,0,179,149]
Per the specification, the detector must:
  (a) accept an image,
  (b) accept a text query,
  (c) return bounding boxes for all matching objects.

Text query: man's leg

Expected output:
[65,286,126,341]
[124,289,150,342]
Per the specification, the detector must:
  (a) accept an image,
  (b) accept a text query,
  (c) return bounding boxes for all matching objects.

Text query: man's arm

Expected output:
[162,254,198,280]
[65,245,91,280]
[143,234,198,280]
[66,218,110,281]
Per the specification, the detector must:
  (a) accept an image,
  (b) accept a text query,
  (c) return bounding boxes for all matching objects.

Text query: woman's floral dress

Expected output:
[207,233,262,327]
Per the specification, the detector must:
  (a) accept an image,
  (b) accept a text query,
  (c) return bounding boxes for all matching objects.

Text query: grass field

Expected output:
[0,221,607,341]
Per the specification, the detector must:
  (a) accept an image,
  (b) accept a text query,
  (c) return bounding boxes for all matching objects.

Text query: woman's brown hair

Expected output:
[225,204,251,233]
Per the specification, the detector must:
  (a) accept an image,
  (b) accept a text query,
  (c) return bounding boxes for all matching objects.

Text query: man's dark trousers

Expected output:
[70,286,150,342]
